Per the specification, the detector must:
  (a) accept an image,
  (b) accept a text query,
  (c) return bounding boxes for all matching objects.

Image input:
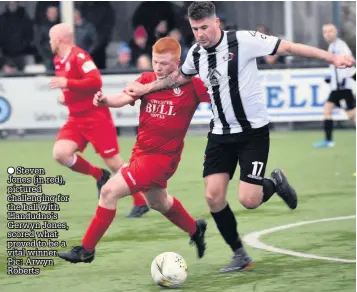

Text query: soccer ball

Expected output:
[151,252,188,288]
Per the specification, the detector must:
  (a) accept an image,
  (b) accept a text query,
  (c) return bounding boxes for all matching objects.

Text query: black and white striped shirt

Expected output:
[328,38,354,91]
[181,30,281,135]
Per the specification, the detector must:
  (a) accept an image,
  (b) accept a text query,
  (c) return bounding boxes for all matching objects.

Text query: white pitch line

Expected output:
[243,215,356,263]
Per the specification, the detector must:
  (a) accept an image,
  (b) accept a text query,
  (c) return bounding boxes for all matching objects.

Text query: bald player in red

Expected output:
[48,23,148,216]
[58,37,210,263]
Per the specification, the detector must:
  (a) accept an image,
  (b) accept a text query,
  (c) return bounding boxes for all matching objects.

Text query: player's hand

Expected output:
[58,95,65,105]
[49,77,68,89]
[332,55,356,69]
[93,91,107,106]
[125,81,148,97]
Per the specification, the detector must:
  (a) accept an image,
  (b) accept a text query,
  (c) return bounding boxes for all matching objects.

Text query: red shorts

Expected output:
[56,111,119,158]
[121,153,181,193]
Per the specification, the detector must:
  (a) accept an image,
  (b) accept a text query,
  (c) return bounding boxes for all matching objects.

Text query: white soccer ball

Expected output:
[151,252,188,288]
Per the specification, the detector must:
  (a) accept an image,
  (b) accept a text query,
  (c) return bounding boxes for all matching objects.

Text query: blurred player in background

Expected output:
[48,23,149,217]
[58,37,209,263]
[313,23,356,148]
[125,1,355,273]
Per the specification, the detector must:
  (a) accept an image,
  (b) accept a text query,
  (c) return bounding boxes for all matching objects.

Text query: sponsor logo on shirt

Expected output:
[204,68,231,88]
[145,99,176,119]
[206,68,222,86]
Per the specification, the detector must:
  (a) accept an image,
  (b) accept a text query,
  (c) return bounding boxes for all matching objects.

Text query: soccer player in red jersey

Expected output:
[48,23,148,217]
[58,37,210,263]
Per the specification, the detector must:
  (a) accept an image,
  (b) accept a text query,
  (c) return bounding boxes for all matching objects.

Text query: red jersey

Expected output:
[133,72,210,156]
[54,46,108,116]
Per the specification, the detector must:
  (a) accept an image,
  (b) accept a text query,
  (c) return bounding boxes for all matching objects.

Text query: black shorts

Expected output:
[327,89,356,110]
[203,125,270,186]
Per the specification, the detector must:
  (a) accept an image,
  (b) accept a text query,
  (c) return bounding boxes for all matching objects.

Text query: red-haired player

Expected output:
[58,36,210,263]
[48,23,148,217]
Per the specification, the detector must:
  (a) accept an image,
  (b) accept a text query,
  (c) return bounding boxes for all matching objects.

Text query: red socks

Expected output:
[67,154,103,180]
[132,192,147,206]
[82,206,116,251]
[81,198,197,252]
[163,197,197,235]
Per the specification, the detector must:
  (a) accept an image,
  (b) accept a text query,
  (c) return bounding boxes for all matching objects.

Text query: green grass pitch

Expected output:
[0,130,355,292]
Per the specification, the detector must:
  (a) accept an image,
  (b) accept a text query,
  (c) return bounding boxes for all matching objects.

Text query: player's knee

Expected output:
[146,200,165,212]
[346,109,356,121]
[100,184,119,204]
[205,190,226,210]
[238,193,261,209]
[52,148,72,165]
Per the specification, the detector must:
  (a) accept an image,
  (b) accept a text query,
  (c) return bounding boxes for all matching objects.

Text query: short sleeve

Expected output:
[134,72,155,84]
[192,77,210,103]
[135,74,146,84]
[180,44,199,77]
[127,72,155,103]
[342,42,353,56]
[328,43,334,54]
[237,30,281,60]
[75,52,99,76]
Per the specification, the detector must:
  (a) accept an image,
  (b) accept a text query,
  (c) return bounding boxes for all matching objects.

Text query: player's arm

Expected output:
[125,69,191,97]
[239,30,355,69]
[66,72,102,91]
[94,73,151,107]
[67,56,102,91]
[192,77,211,104]
[93,91,136,108]
[125,45,199,97]
[49,71,102,91]
[276,40,355,69]
[50,54,102,91]
[156,69,193,90]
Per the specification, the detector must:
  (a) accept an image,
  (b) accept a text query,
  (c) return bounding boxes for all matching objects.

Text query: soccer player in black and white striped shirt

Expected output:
[125,2,355,273]
[313,23,356,148]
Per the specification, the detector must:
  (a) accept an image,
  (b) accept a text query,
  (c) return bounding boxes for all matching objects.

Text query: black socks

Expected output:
[211,204,243,252]
[211,179,277,252]
[324,119,333,141]
[262,178,276,203]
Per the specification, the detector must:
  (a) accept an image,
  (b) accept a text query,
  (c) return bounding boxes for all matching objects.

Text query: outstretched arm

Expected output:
[93,91,136,108]
[276,40,355,68]
[148,69,193,91]
[125,69,192,97]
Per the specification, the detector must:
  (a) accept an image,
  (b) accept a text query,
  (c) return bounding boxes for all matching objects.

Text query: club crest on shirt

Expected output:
[223,52,234,62]
[173,87,183,97]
